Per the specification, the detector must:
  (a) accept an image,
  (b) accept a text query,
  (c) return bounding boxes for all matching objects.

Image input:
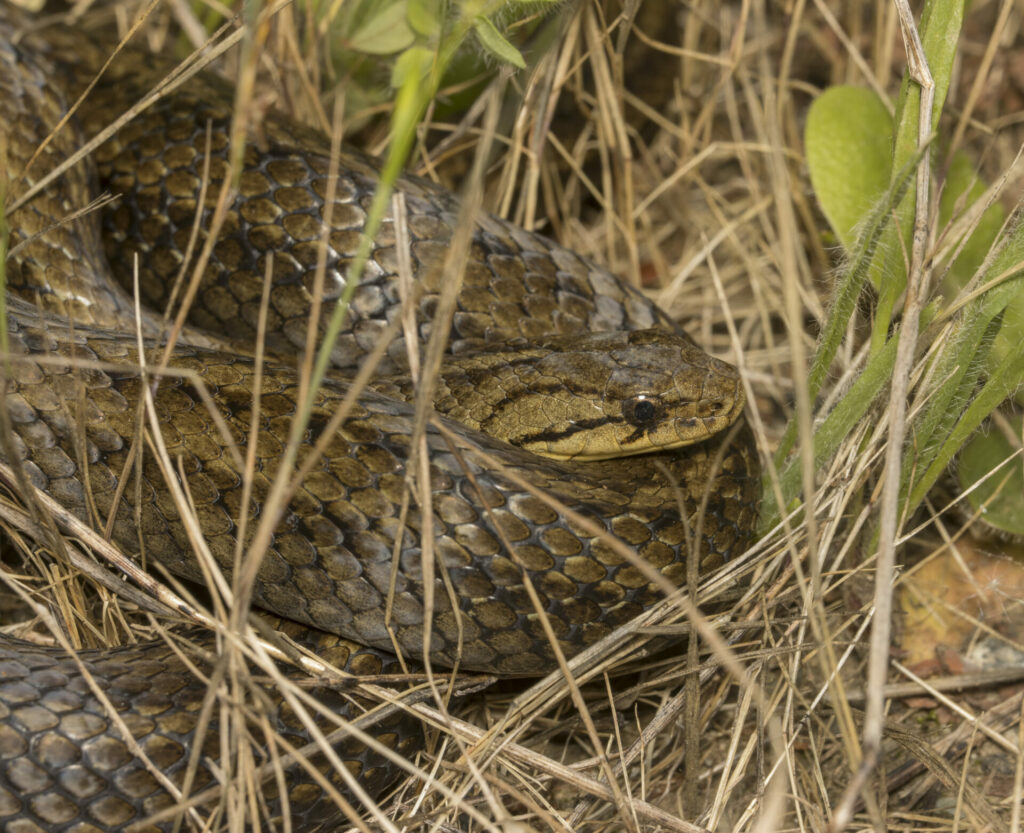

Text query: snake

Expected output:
[0,7,760,832]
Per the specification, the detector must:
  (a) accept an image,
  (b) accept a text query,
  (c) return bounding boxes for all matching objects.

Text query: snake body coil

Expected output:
[0,10,760,832]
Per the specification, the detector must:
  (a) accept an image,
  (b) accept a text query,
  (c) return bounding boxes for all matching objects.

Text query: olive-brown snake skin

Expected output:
[0,9,760,832]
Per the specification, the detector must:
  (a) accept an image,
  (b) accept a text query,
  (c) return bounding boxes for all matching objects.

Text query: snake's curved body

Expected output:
[0,10,760,832]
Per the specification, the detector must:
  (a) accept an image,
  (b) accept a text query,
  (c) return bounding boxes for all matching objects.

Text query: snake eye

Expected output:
[623,395,660,426]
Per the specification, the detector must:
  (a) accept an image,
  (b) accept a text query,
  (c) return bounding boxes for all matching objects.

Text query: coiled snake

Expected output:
[0,9,760,832]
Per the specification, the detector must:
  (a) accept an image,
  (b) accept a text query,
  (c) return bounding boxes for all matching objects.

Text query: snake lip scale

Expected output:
[0,8,761,832]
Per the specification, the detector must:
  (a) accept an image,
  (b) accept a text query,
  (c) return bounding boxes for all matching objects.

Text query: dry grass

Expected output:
[4,0,1024,831]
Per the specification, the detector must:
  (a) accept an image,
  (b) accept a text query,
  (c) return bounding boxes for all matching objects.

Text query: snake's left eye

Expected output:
[623,395,660,426]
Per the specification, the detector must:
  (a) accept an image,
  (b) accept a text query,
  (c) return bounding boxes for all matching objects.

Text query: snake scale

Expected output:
[0,8,760,832]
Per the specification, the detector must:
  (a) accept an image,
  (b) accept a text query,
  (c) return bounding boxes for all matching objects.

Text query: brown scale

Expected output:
[0,8,760,833]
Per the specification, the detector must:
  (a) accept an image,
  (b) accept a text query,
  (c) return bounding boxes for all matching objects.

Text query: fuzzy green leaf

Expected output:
[905,217,1024,511]
[995,297,1024,407]
[939,152,1005,288]
[473,15,526,69]
[771,148,923,470]
[873,0,966,345]
[972,221,1024,401]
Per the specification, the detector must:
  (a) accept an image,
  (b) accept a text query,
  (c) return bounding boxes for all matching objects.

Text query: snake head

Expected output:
[416,328,746,462]
[524,328,746,461]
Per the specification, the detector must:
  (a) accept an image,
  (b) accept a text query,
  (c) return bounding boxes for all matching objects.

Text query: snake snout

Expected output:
[704,374,747,424]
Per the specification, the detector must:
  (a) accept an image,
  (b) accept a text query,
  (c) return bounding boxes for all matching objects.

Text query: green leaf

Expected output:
[908,342,1024,511]
[473,15,526,69]
[350,1,416,55]
[938,152,1005,289]
[956,411,1024,538]
[932,153,1016,402]
[407,0,443,38]
[759,335,900,534]
[899,308,1003,515]
[805,86,893,251]
[997,297,1024,407]
[891,0,966,154]
[977,214,1024,393]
